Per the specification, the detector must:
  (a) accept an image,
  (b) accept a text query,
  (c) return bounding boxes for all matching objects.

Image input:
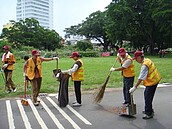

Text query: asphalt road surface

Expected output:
[0,84,172,129]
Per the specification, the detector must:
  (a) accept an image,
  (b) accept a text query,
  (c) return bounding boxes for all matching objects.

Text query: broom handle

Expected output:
[24,77,26,98]
[108,57,118,76]
[130,93,134,112]
[56,58,58,70]
[56,53,58,70]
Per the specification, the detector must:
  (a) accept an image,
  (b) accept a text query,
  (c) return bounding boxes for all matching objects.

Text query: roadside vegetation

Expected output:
[0,53,172,99]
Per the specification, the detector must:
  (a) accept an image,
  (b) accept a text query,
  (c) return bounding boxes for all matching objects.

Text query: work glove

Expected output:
[52,57,59,60]
[2,64,8,70]
[129,86,137,93]
[110,67,115,72]
[56,73,60,78]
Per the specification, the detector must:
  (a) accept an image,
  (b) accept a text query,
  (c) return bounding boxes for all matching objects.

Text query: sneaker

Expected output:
[72,102,81,107]
[7,90,12,93]
[142,110,155,114]
[34,102,39,106]
[37,98,41,103]
[122,101,128,105]
[142,113,154,119]
[72,101,77,104]
[13,88,17,92]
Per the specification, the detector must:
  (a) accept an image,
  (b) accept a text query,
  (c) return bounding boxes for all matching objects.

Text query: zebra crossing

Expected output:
[2,96,92,129]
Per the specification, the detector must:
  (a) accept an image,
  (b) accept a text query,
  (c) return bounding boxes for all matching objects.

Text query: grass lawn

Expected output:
[0,54,171,98]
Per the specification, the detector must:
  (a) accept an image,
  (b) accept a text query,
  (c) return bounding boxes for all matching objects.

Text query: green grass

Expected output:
[0,55,172,98]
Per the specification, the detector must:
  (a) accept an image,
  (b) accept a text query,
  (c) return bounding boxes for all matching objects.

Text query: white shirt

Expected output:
[68,64,78,75]
[138,64,148,80]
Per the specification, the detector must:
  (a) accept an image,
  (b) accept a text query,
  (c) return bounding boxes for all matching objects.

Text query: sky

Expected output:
[0,0,112,38]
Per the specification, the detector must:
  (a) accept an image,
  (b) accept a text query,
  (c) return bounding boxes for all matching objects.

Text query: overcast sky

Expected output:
[0,0,112,38]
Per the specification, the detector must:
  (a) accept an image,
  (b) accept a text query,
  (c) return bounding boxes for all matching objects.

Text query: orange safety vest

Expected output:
[2,53,15,70]
[121,55,135,77]
[143,58,161,86]
[72,59,84,81]
[27,57,42,80]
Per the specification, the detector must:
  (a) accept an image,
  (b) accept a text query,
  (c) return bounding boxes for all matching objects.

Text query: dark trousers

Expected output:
[30,77,42,103]
[74,81,81,104]
[123,76,134,104]
[144,83,158,115]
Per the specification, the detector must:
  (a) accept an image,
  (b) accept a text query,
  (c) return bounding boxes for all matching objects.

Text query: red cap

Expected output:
[70,52,79,58]
[118,48,126,56]
[32,50,40,56]
[3,45,10,50]
[132,51,144,60]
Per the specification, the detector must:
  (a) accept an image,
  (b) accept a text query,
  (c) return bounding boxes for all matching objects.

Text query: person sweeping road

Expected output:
[110,48,135,106]
[25,50,59,106]
[129,50,161,119]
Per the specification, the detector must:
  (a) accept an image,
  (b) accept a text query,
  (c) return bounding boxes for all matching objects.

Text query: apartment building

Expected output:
[16,0,53,29]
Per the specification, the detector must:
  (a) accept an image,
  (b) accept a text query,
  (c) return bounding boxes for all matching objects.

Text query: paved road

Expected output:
[0,84,172,129]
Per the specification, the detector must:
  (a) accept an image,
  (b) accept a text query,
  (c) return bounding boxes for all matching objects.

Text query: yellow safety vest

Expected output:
[2,53,15,70]
[121,55,135,77]
[27,57,42,80]
[143,58,161,86]
[72,59,84,81]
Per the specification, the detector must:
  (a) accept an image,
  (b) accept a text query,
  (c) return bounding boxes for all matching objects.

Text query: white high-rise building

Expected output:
[16,0,53,29]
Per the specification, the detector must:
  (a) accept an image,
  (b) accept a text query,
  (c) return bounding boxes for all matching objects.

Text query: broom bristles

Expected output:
[94,75,110,103]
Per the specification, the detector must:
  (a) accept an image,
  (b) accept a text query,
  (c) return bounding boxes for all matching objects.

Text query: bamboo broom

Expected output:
[94,57,118,103]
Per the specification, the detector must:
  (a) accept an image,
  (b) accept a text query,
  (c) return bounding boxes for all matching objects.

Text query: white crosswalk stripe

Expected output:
[4,97,92,129]
[67,105,92,125]
[40,100,65,129]
[28,99,48,129]
[16,100,32,129]
[6,100,15,129]
[46,97,81,129]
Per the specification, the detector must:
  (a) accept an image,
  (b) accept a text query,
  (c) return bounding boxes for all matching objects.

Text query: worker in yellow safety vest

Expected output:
[129,50,161,119]
[110,48,135,106]
[62,52,84,107]
[26,50,59,106]
[1,45,16,93]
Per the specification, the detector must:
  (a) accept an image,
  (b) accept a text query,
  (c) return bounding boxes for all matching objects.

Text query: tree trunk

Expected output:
[148,38,155,55]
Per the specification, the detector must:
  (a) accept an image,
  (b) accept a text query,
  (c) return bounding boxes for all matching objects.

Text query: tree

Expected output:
[64,11,110,51]
[106,0,172,54]
[75,40,93,51]
[1,18,61,50]
[106,0,132,48]
[152,0,172,49]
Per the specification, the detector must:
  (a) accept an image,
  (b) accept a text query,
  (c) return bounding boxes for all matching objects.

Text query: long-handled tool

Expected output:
[94,57,118,103]
[118,93,136,116]
[53,54,61,80]
[0,69,6,91]
[130,93,136,115]
[21,76,29,106]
